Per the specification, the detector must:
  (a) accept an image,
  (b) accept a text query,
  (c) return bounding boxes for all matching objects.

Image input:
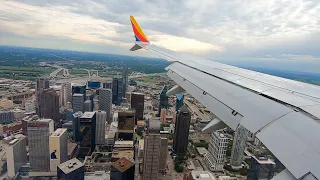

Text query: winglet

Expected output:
[130,16,149,51]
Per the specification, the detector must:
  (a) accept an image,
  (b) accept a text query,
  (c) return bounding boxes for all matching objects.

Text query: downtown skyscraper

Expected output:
[96,110,106,145]
[61,82,72,107]
[49,128,68,172]
[173,105,191,155]
[98,88,112,123]
[204,129,228,171]
[131,92,145,122]
[157,86,168,117]
[122,67,129,97]
[112,77,124,105]
[72,93,84,113]
[28,119,54,171]
[143,120,161,180]
[175,93,184,112]
[5,134,27,178]
[39,88,60,122]
[36,78,49,116]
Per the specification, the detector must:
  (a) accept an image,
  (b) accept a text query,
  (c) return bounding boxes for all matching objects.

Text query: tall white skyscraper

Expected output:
[28,119,54,171]
[62,82,72,107]
[49,128,68,172]
[204,129,228,171]
[96,110,106,145]
[230,125,248,168]
[5,134,27,178]
[143,120,161,180]
[98,88,112,123]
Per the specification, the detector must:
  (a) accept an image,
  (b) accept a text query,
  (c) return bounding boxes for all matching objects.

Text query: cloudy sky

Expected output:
[1,0,320,72]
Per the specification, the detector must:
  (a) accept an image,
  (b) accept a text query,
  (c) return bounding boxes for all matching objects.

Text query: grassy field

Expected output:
[0,66,54,73]
[0,65,55,80]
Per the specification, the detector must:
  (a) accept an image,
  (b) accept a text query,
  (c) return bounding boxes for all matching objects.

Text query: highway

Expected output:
[184,100,210,120]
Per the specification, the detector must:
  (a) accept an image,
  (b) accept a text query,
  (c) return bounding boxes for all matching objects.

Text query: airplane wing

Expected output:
[129,16,320,179]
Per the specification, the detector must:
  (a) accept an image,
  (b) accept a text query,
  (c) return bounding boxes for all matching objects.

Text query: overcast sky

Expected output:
[1,0,320,73]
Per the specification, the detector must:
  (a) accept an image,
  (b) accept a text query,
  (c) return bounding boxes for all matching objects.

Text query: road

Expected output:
[40,61,70,77]
[185,100,210,120]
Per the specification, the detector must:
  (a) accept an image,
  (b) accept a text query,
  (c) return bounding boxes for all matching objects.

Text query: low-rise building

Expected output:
[218,176,239,180]
[190,171,216,180]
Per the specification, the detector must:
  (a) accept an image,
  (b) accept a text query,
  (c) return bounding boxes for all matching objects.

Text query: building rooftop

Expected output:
[85,171,110,180]
[114,141,133,146]
[112,150,134,160]
[253,155,276,165]
[81,112,96,119]
[4,134,26,146]
[73,93,84,97]
[137,120,145,126]
[72,83,86,86]
[131,92,145,96]
[112,157,135,173]
[218,176,239,180]
[39,119,53,123]
[73,111,83,118]
[176,93,184,101]
[58,158,84,174]
[50,128,67,137]
[149,120,160,131]
[191,171,216,180]
[196,147,209,156]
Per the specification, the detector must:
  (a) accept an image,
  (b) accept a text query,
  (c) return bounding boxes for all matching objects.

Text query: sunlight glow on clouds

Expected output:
[0,0,320,66]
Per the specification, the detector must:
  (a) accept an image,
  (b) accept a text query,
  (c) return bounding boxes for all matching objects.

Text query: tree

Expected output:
[193,142,208,149]
[136,130,143,137]
[168,133,175,140]
[174,163,184,173]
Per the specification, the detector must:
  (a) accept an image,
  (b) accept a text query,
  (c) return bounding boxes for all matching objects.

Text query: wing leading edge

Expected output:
[129,16,320,179]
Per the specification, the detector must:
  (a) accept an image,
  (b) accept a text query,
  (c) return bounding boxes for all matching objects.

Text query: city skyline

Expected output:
[1,0,320,73]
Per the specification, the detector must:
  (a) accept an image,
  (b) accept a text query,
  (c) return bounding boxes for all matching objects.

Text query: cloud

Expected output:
[150,34,224,53]
[0,0,320,70]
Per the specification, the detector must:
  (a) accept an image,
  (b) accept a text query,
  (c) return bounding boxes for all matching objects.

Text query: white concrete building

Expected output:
[5,134,27,178]
[61,82,72,107]
[49,128,68,172]
[190,171,216,180]
[204,129,228,171]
